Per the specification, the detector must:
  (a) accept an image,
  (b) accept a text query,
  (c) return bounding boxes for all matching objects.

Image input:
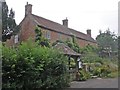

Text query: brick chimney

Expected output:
[87,29,91,37]
[62,18,68,27]
[25,2,32,16]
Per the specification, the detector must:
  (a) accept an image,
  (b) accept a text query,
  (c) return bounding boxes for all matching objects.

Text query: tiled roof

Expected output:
[30,14,96,43]
[53,43,81,56]
[69,28,95,42]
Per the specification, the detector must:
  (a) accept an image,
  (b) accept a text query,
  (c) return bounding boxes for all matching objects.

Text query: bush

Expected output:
[107,71,118,78]
[77,69,91,81]
[81,50,118,78]
[93,65,117,78]
[2,40,70,89]
[92,67,101,77]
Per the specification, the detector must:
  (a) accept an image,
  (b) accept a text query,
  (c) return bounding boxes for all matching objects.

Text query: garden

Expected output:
[1,1,119,89]
[1,27,119,89]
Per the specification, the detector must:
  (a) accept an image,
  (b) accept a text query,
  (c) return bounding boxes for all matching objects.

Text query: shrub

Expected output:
[77,69,91,81]
[2,40,70,89]
[81,52,103,64]
[107,71,118,78]
[93,67,100,76]
[92,64,114,78]
[81,50,118,78]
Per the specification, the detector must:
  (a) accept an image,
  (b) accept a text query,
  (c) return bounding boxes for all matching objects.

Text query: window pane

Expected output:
[14,35,18,43]
[46,31,51,39]
[58,33,62,40]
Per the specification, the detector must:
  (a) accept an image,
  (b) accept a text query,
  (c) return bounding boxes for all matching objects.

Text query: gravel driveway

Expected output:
[69,78,118,88]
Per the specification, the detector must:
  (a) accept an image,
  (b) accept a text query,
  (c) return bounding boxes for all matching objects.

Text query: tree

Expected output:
[118,36,120,51]
[2,1,17,42]
[2,1,8,34]
[8,8,17,33]
[96,29,118,57]
[118,36,120,71]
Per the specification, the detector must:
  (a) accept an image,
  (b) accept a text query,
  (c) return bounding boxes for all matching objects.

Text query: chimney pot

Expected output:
[87,29,91,37]
[62,18,68,27]
[25,2,32,16]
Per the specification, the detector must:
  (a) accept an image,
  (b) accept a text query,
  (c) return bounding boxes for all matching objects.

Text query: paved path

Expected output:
[69,78,118,88]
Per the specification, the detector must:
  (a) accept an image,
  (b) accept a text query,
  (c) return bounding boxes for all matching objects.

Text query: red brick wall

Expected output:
[41,28,72,44]
[17,15,97,48]
[60,34,71,42]
[49,30,58,43]
[77,38,97,47]
[20,15,36,42]
[77,39,85,47]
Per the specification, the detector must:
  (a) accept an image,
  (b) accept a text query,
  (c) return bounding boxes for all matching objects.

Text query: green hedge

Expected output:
[2,40,70,89]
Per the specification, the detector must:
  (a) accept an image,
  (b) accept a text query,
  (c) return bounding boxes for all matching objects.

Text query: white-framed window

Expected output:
[42,30,51,39]
[46,31,51,39]
[14,35,18,43]
[58,33,62,40]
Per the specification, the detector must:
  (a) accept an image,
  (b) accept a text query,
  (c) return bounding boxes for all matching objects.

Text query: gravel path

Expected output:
[69,78,118,88]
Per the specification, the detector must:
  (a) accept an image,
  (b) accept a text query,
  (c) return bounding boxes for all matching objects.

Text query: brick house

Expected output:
[6,2,97,47]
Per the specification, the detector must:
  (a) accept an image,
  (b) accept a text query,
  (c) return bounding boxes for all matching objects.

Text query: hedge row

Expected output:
[2,41,70,89]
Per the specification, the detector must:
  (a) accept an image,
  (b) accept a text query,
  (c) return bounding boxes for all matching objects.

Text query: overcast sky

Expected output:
[6,0,119,39]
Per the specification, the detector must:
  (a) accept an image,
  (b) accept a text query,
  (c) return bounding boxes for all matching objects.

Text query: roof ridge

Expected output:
[32,14,88,36]
[32,14,86,35]
[32,14,66,27]
[69,28,87,36]
[30,14,96,42]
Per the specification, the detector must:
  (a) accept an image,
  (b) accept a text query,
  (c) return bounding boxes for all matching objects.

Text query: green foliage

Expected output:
[107,71,118,78]
[65,36,80,53]
[96,29,118,52]
[69,58,76,68]
[52,40,64,46]
[118,36,120,70]
[80,44,98,54]
[88,59,118,78]
[35,26,50,47]
[92,65,112,77]
[2,1,8,33]
[8,8,19,35]
[0,42,2,88]
[81,47,118,78]
[78,69,91,81]
[2,40,70,89]
[2,1,18,42]
[52,35,81,53]
[81,52,103,63]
